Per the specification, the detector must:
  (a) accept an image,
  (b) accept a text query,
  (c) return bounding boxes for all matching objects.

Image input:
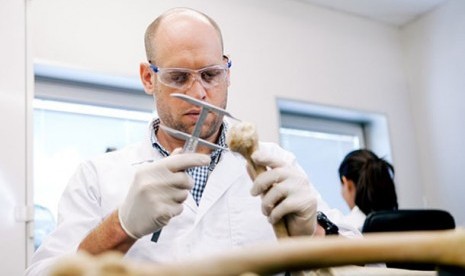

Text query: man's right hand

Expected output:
[118,151,210,239]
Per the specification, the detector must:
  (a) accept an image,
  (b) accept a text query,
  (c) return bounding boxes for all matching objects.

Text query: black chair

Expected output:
[362,209,455,271]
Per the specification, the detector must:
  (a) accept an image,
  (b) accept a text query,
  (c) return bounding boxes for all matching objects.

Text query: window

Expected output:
[278,98,391,215]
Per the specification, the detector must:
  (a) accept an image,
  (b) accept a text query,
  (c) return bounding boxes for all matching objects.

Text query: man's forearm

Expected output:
[78,210,136,255]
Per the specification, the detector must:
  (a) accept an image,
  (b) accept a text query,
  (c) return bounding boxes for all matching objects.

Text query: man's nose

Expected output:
[186,74,207,100]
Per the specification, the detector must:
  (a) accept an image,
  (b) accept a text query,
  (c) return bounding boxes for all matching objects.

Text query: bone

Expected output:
[51,229,465,275]
[49,251,137,276]
[226,121,289,239]
[140,228,465,275]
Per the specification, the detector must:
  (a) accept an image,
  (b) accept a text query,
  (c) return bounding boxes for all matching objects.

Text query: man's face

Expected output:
[149,16,229,142]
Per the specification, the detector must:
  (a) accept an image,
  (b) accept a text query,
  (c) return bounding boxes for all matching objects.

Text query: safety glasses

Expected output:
[149,56,232,90]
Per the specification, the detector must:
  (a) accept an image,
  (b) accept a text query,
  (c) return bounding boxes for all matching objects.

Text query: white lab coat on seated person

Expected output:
[25,125,361,276]
[343,205,367,232]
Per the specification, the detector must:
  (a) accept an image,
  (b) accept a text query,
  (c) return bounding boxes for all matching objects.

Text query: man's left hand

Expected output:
[250,149,317,236]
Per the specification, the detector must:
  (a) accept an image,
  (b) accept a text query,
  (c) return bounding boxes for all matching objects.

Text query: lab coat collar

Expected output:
[194,151,245,223]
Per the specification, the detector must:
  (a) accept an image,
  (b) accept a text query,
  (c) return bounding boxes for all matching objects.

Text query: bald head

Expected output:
[144,7,224,63]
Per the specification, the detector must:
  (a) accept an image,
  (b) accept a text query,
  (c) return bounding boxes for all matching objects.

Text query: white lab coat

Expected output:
[344,206,367,232]
[26,131,360,276]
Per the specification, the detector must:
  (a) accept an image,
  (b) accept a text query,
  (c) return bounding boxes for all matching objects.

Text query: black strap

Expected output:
[151,229,162,243]
[317,211,339,235]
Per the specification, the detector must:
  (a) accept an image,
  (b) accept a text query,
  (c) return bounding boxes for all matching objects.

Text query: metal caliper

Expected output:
[160,93,239,152]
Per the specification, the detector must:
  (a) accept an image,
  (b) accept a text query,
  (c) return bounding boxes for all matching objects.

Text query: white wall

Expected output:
[402,0,465,226]
[0,0,34,274]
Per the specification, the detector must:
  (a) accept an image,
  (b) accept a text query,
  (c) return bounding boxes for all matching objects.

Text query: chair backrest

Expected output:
[362,209,455,271]
[362,209,455,233]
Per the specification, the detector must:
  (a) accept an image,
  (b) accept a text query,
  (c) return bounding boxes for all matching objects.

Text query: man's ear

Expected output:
[140,63,156,95]
[224,55,231,87]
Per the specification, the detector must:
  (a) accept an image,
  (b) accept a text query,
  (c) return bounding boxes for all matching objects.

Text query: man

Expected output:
[26,7,358,276]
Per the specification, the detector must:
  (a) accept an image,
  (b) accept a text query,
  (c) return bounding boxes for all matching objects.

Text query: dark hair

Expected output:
[338,149,398,215]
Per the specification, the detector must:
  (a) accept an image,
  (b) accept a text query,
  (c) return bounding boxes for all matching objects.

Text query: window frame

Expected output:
[277,98,393,214]
[34,62,152,112]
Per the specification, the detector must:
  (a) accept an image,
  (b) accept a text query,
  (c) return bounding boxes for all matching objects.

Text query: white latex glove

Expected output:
[119,150,210,239]
[250,149,317,237]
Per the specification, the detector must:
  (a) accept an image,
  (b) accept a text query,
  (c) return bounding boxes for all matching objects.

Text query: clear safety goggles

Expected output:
[149,56,232,90]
